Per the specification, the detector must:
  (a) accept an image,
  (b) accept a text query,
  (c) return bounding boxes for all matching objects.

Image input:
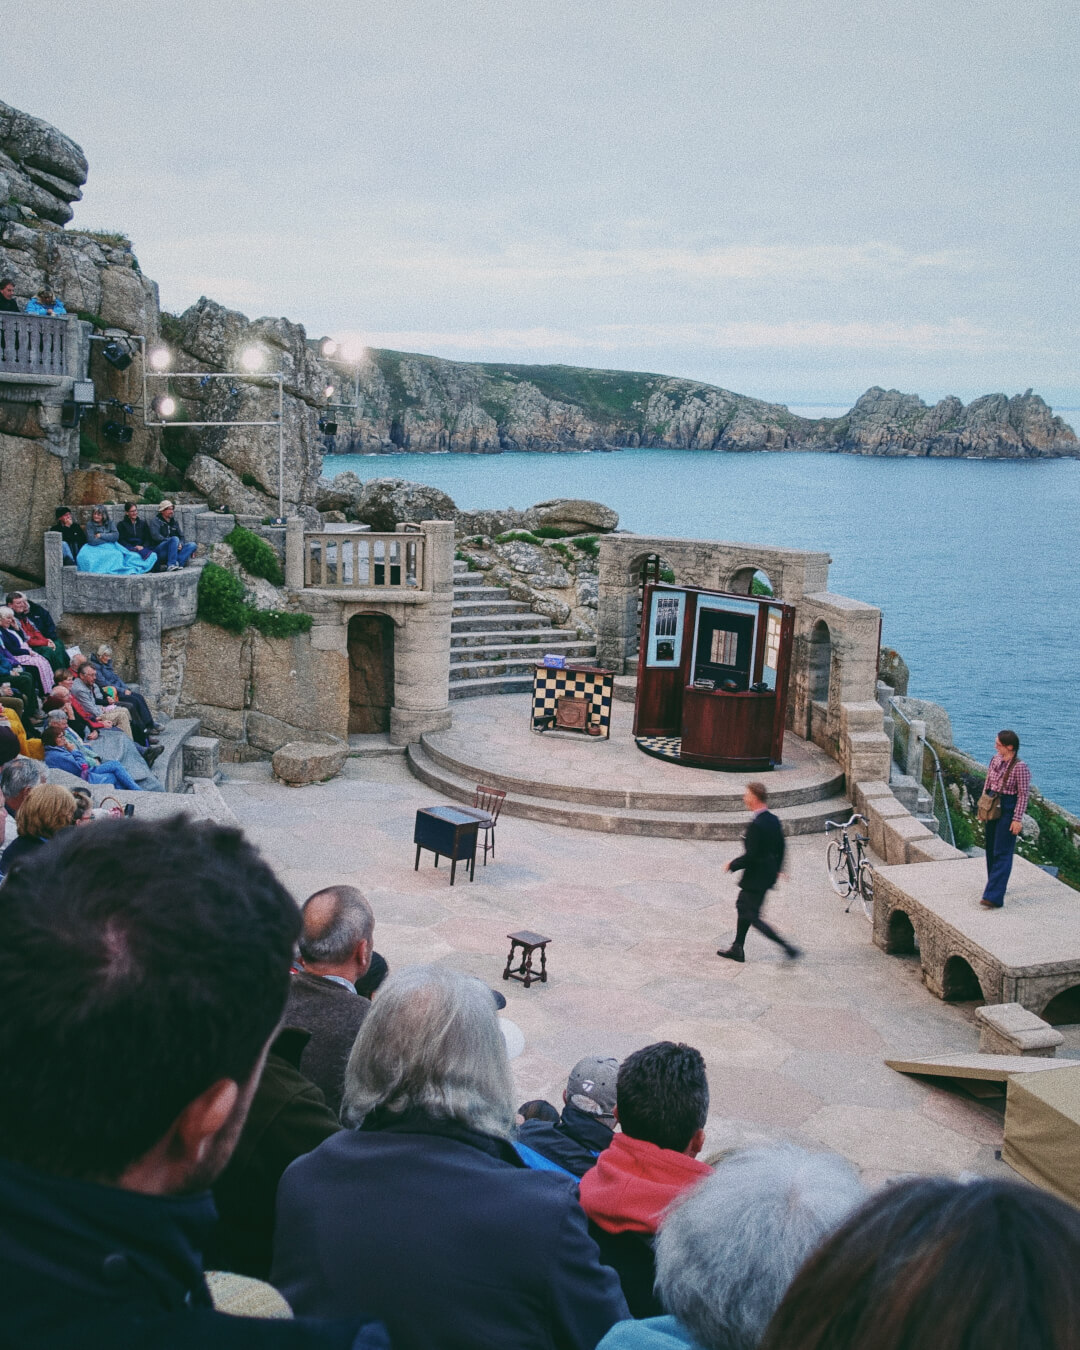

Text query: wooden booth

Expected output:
[633,584,795,770]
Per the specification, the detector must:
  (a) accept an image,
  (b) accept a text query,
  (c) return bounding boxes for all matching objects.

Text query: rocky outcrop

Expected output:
[531,498,619,533]
[323,350,1078,460]
[0,100,87,227]
[349,477,457,531]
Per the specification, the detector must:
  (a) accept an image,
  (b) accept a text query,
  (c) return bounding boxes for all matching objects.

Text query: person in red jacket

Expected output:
[579,1041,712,1318]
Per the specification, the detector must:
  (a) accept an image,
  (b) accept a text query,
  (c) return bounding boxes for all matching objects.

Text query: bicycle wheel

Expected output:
[827,840,854,897]
[856,860,875,920]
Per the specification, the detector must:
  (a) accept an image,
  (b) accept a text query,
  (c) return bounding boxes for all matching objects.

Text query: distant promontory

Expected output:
[326,350,1078,459]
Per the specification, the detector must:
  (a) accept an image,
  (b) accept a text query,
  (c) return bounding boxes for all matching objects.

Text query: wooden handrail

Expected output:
[302,531,425,590]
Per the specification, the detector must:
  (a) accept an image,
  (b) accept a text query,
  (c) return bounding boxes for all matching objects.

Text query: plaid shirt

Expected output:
[985,753,1031,820]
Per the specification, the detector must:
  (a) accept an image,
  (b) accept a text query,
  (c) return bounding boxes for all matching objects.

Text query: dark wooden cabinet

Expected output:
[681,686,778,770]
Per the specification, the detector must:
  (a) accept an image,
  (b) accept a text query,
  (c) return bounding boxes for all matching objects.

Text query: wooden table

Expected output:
[413,806,480,884]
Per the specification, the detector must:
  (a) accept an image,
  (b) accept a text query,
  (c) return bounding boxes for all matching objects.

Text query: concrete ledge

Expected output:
[157,718,201,793]
[882,812,936,864]
[852,779,894,816]
[907,835,968,864]
[976,1002,1063,1057]
[867,794,911,858]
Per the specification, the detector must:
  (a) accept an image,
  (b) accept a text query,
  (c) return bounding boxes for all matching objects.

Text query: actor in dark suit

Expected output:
[718,782,801,963]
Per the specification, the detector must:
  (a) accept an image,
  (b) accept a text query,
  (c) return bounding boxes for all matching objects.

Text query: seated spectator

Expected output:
[25,289,66,316]
[518,1056,619,1178]
[118,500,156,560]
[273,964,630,1347]
[70,660,136,740]
[42,722,141,791]
[69,785,96,825]
[759,1175,1080,1350]
[2,757,44,852]
[0,723,18,768]
[207,1025,341,1281]
[45,704,162,788]
[0,277,19,312]
[91,641,160,737]
[6,591,69,672]
[2,702,43,759]
[519,1099,561,1124]
[77,506,156,576]
[54,506,87,565]
[0,651,41,719]
[0,782,77,882]
[354,949,389,999]
[7,588,61,645]
[580,1042,712,1319]
[0,816,388,1348]
[146,499,197,570]
[285,886,376,1117]
[0,605,53,696]
[600,1143,865,1350]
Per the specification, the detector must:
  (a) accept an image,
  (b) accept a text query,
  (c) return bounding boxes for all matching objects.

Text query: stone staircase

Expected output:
[450,560,596,699]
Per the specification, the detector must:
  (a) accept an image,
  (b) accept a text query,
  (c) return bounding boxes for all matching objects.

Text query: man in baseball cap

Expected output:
[517,1055,619,1177]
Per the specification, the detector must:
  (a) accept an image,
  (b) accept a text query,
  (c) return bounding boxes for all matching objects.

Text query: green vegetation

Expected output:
[224,526,284,585]
[549,542,574,562]
[531,525,573,539]
[750,575,774,596]
[240,472,262,489]
[79,229,132,250]
[573,536,600,559]
[660,567,676,583]
[495,530,543,546]
[197,562,312,638]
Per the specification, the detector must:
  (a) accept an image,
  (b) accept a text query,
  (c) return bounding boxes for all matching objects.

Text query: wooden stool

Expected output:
[503,930,551,989]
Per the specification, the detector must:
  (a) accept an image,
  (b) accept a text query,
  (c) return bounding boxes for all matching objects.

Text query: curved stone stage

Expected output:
[407,693,849,839]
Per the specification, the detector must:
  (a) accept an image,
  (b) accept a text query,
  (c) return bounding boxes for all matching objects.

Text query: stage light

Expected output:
[103,421,133,444]
[324,385,335,398]
[318,417,338,435]
[321,338,338,357]
[341,338,366,363]
[101,340,132,371]
[239,345,265,372]
[148,346,171,371]
[151,395,177,418]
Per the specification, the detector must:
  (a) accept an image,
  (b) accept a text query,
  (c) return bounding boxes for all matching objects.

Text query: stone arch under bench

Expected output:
[1036,980,1080,1025]
[884,907,919,955]
[940,953,988,1004]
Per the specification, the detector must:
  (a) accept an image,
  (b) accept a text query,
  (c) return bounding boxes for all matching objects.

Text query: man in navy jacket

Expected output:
[718,782,801,963]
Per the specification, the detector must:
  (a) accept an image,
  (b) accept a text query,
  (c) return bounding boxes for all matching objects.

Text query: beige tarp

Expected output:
[1003,1063,1080,1206]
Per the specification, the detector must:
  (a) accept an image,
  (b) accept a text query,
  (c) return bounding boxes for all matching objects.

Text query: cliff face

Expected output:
[325,353,1078,459]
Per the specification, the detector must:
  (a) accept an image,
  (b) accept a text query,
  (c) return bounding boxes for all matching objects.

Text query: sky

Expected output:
[5,0,1078,409]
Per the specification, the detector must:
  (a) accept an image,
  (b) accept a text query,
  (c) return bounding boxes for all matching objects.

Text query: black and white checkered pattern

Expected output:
[635,734,684,763]
[531,666,614,738]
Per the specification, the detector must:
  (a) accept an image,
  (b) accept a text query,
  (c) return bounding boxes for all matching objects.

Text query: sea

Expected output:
[321,441,1080,816]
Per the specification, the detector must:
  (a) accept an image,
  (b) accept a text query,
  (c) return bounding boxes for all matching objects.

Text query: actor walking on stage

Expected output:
[718,782,801,963]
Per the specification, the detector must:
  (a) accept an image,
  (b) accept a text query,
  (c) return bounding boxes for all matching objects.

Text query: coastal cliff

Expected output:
[325,350,1078,459]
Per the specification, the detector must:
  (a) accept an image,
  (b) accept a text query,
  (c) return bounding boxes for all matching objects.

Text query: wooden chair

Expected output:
[472,784,506,865]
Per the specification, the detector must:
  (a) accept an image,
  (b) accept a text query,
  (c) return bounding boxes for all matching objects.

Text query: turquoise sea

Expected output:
[322,447,1080,815]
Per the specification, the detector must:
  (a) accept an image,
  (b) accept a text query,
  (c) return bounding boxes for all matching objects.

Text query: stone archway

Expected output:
[347,613,395,733]
[1041,984,1080,1025]
[886,909,918,955]
[942,954,984,1003]
[728,565,774,597]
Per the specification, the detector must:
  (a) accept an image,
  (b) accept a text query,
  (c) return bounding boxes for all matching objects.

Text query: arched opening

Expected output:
[886,909,917,955]
[347,613,395,733]
[631,553,674,659]
[1042,985,1080,1026]
[942,954,984,1003]
[729,566,774,597]
[808,619,831,704]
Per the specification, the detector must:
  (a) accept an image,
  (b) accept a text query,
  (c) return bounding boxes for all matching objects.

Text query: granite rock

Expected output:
[272,739,348,786]
[352,478,457,531]
[530,498,618,533]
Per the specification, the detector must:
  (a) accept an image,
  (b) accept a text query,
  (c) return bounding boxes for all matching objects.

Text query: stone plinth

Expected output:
[183,735,220,781]
[976,1003,1063,1058]
[272,739,347,786]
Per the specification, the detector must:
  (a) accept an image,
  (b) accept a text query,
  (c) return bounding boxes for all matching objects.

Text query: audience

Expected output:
[518,1056,619,1177]
[0,781,77,881]
[69,659,136,740]
[0,817,388,1347]
[46,697,164,785]
[147,500,197,570]
[91,640,160,736]
[284,885,376,1116]
[758,1175,1080,1350]
[1,646,41,718]
[78,505,158,575]
[0,721,18,768]
[2,700,42,759]
[54,506,87,564]
[273,964,630,1347]
[354,949,390,998]
[26,289,66,316]
[0,604,54,696]
[119,500,157,562]
[6,591,67,672]
[600,1144,865,1350]
[0,276,19,312]
[580,1042,712,1318]
[42,721,142,791]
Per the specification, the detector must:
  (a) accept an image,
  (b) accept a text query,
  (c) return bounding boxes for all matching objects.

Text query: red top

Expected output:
[579,1131,711,1235]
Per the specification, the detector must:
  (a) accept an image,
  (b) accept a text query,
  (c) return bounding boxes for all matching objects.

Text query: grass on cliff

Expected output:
[197,562,311,638]
[224,526,284,585]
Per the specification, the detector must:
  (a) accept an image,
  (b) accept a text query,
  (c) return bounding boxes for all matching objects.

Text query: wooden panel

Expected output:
[348,614,394,733]
[681,688,777,769]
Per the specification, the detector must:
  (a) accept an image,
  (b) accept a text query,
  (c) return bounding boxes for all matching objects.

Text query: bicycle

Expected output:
[825,814,875,920]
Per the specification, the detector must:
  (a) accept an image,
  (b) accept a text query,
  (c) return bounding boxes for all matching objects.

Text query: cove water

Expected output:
[323,448,1080,815]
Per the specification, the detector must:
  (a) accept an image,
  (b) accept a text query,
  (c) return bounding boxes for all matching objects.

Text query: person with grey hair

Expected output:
[598,1143,865,1350]
[283,885,378,1116]
[273,964,630,1348]
[1,757,46,855]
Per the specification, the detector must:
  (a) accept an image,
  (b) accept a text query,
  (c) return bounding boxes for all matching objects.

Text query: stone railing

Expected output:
[300,531,425,591]
[0,312,83,378]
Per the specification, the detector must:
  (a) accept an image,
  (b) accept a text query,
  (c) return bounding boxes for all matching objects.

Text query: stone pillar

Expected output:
[388,521,454,745]
[136,608,162,702]
[905,718,926,782]
[285,516,305,590]
[43,531,65,620]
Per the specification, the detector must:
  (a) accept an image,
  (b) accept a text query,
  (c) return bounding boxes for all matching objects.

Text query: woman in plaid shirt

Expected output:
[980,729,1031,908]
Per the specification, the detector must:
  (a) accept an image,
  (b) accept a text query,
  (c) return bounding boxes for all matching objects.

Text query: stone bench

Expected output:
[976,1003,1063,1057]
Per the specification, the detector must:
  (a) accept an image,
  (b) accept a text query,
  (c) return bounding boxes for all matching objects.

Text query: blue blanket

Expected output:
[76,542,156,575]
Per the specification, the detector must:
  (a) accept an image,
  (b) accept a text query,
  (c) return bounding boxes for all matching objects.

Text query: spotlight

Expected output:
[148,346,171,371]
[239,345,265,372]
[101,340,132,371]
[320,338,338,357]
[151,395,177,418]
[324,385,335,398]
[103,421,133,444]
[318,418,338,435]
[341,339,366,363]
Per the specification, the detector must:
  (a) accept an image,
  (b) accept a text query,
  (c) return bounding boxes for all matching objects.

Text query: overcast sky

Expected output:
[6,0,1078,407]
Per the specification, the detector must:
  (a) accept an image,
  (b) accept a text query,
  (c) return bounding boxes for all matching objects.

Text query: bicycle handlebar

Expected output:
[824,814,869,832]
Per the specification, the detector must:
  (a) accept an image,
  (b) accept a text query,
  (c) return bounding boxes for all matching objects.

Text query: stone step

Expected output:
[452,627,581,648]
[451,612,556,632]
[450,640,596,664]
[452,586,512,603]
[452,599,533,617]
[450,655,597,682]
[406,741,851,839]
[452,560,469,571]
[449,674,536,699]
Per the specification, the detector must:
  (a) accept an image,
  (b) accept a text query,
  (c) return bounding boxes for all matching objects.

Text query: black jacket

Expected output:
[24,600,57,641]
[58,520,87,557]
[729,808,786,893]
[273,1109,630,1349]
[119,515,151,551]
[517,1104,615,1179]
[282,972,370,1119]
[0,1154,388,1350]
[147,512,186,547]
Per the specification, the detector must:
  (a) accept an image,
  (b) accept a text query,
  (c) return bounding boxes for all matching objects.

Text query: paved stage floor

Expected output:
[217,754,1071,1186]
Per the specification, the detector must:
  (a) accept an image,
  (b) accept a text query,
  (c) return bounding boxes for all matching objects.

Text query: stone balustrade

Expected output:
[296,527,426,592]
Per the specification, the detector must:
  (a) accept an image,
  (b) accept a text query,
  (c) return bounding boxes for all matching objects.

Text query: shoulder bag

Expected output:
[977,756,1017,823]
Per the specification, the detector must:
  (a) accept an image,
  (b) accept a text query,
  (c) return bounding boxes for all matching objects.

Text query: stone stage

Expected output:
[407,693,849,840]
